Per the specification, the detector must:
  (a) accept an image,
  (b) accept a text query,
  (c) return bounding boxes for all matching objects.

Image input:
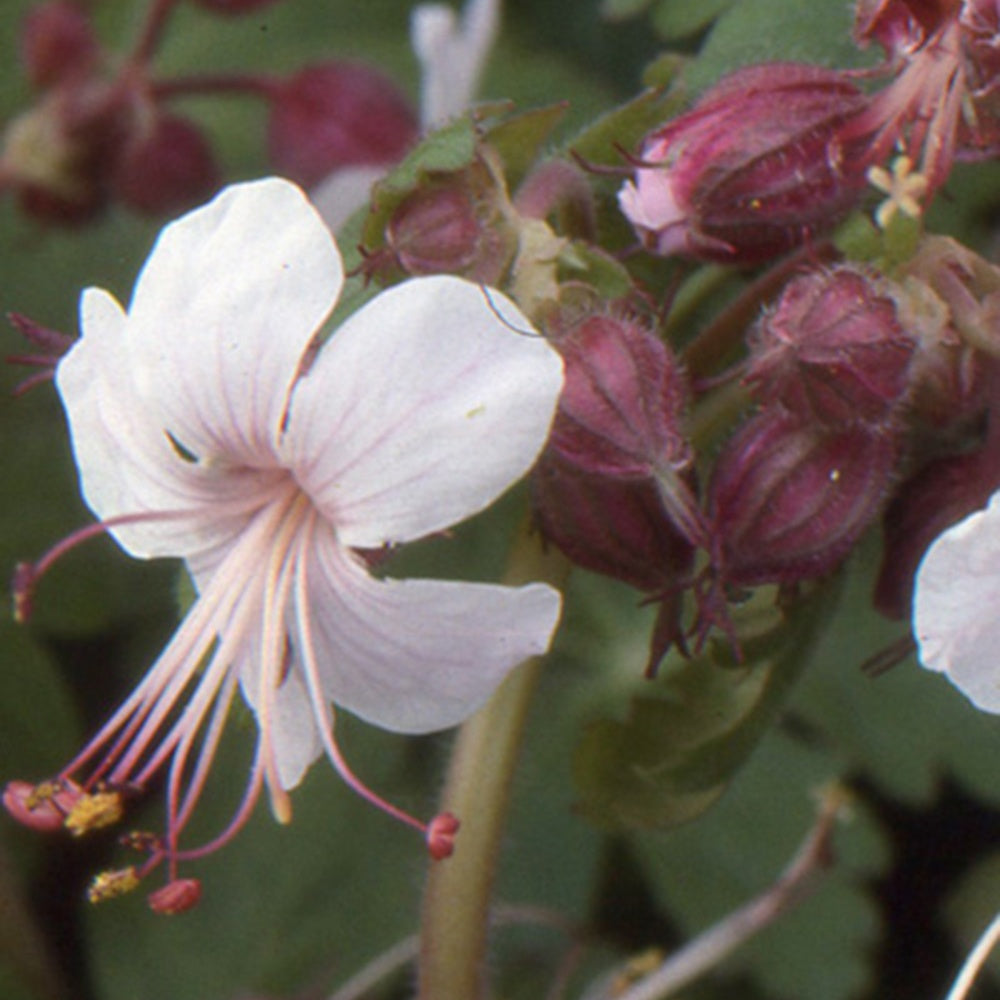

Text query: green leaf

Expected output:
[573,579,842,831]
[632,731,889,1000]
[684,0,873,95]
[601,0,656,22]
[651,0,736,41]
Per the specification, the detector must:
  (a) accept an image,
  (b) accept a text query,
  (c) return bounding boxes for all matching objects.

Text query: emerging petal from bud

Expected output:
[618,63,870,264]
[746,266,914,427]
[709,409,898,586]
[267,62,419,187]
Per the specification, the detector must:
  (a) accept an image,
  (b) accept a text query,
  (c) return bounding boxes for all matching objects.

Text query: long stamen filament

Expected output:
[292,518,428,837]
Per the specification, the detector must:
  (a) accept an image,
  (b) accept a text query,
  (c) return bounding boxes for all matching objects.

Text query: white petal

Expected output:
[914,492,1000,712]
[300,529,561,733]
[57,288,283,560]
[126,178,344,464]
[412,0,500,128]
[270,669,323,790]
[284,275,563,548]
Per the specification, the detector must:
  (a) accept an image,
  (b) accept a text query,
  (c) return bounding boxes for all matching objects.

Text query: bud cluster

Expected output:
[1,0,419,224]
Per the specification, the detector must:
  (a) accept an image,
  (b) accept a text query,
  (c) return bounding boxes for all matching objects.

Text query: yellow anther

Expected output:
[64,790,124,836]
[87,867,139,904]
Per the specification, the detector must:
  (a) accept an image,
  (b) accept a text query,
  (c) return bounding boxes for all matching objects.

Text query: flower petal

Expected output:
[270,669,322,790]
[298,528,561,733]
[57,288,284,559]
[284,275,563,548]
[125,177,344,464]
[913,491,1000,712]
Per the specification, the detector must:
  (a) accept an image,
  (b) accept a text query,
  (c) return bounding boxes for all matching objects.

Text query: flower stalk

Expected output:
[417,515,569,1000]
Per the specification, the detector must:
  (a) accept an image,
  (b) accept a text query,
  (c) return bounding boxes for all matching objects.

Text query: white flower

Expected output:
[913,491,1000,712]
[8,177,562,898]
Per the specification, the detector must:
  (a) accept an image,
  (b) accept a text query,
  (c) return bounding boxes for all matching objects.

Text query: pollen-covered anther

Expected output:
[11,562,37,624]
[64,789,125,836]
[426,811,460,860]
[148,878,202,915]
[87,867,140,904]
[119,829,160,853]
[3,779,81,832]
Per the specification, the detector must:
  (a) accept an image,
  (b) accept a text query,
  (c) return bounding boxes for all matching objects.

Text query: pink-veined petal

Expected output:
[284,275,563,547]
[57,288,285,560]
[125,177,344,465]
[914,492,1000,712]
[299,527,561,733]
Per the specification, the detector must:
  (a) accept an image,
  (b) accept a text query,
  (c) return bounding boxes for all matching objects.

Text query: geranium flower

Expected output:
[4,176,563,909]
[913,491,1000,712]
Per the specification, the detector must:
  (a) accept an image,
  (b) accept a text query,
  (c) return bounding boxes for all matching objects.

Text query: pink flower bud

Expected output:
[533,453,695,593]
[547,312,691,477]
[112,113,219,215]
[384,168,516,284]
[854,0,958,54]
[267,62,418,187]
[745,266,914,427]
[618,63,870,264]
[20,2,99,89]
[709,409,898,586]
[148,878,202,915]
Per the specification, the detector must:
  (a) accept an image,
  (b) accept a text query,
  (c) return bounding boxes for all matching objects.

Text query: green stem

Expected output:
[416,517,568,1000]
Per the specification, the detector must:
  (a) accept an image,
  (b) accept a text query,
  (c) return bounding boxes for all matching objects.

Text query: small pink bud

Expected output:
[746,266,914,427]
[618,63,870,264]
[709,409,898,586]
[112,113,219,215]
[384,169,516,284]
[20,2,99,89]
[267,62,418,187]
[426,812,460,860]
[548,312,691,477]
[148,878,202,915]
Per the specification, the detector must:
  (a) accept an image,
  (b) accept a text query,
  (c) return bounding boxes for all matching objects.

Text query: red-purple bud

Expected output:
[875,443,1000,618]
[148,878,202,915]
[709,409,898,586]
[548,312,690,477]
[20,2,99,89]
[267,62,419,187]
[384,169,516,284]
[618,63,870,264]
[111,113,219,215]
[426,811,460,860]
[745,266,914,427]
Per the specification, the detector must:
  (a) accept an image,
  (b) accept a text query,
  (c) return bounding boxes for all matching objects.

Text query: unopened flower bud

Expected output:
[20,2,99,89]
[148,878,202,915]
[709,409,898,586]
[548,312,691,477]
[618,63,870,264]
[384,167,516,284]
[267,62,418,187]
[875,443,1000,618]
[112,113,219,215]
[746,266,914,427]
